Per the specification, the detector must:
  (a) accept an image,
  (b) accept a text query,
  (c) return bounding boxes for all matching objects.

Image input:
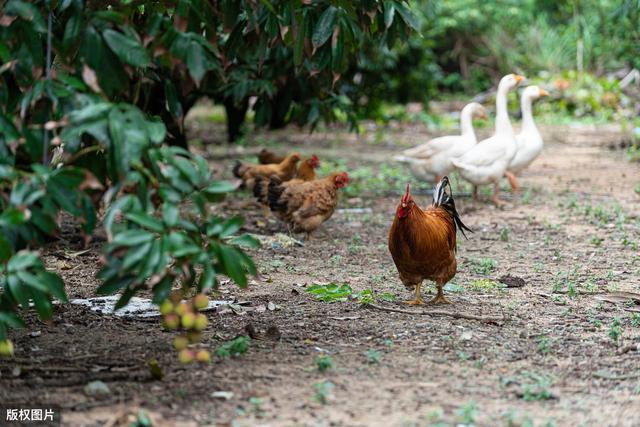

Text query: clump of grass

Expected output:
[520,372,555,401]
[468,279,504,292]
[631,313,640,328]
[536,335,551,355]
[455,401,478,425]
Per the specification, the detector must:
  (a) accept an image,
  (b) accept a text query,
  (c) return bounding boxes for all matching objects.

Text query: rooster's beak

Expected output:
[402,203,407,208]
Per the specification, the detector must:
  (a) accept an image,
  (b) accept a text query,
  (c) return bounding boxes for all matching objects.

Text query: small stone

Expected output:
[84,380,111,398]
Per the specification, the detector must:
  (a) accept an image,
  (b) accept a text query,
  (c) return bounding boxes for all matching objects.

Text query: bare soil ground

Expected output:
[1,119,639,427]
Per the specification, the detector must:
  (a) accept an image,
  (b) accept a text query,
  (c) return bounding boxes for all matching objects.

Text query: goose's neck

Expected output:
[460,109,476,140]
[495,86,513,135]
[521,95,537,133]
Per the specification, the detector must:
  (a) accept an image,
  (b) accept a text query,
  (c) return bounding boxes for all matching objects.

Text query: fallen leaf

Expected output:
[82,64,102,93]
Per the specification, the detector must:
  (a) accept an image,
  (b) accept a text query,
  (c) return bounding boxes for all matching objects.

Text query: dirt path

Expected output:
[1,123,639,427]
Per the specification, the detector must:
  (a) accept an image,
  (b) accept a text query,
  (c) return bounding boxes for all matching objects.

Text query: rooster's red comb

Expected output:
[401,183,411,203]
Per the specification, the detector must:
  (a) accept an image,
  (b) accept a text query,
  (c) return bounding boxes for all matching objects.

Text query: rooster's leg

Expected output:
[505,171,520,192]
[472,186,479,201]
[403,282,425,305]
[491,183,506,207]
[429,281,451,305]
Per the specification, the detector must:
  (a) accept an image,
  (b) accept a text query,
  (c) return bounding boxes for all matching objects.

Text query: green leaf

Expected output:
[312,6,338,49]
[228,234,260,249]
[0,113,21,142]
[8,274,31,308]
[217,245,248,287]
[0,207,28,226]
[6,0,47,33]
[164,80,183,119]
[112,229,155,247]
[205,180,237,194]
[7,251,40,273]
[0,234,12,262]
[151,275,173,304]
[219,217,243,238]
[0,312,25,329]
[199,264,216,291]
[39,271,68,302]
[97,275,134,295]
[124,212,165,233]
[393,1,420,31]
[31,291,54,320]
[162,203,179,227]
[293,12,305,66]
[16,270,50,293]
[114,287,136,311]
[122,240,153,270]
[102,29,151,67]
[384,1,395,29]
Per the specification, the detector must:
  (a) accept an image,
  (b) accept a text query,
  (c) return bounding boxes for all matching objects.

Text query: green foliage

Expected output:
[0,0,263,345]
[306,283,353,303]
[315,355,334,373]
[216,336,250,358]
[519,372,555,401]
[468,258,497,275]
[314,380,335,405]
[608,317,623,343]
[365,348,381,364]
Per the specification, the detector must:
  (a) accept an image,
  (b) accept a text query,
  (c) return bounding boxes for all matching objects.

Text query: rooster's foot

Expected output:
[429,294,451,305]
[403,298,425,305]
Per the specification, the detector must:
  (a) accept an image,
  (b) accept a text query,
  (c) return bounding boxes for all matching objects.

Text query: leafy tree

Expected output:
[0,0,417,355]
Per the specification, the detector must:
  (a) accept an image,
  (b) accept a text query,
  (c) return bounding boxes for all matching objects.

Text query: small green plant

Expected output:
[500,227,510,242]
[591,236,604,246]
[315,355,335,373]
[520,372,554,401]
[631,313,640,328]
[455,401,478,425]
[314,380,335,405]
[216,336,250,358]
[365,348,382,364]
[469,258,497,275]
[306,283,353,303]
[608,317,623,343]
[468,279,503,292]
[536,335,551,355]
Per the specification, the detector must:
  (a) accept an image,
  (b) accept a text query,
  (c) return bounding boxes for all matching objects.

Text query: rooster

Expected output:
[267,171,349,239]
[258,148,286,165]
[232,152,300,190]
[388,177,472,304]
[253,155,320,216]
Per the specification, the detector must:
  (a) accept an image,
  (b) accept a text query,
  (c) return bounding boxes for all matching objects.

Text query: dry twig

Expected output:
[366,303,504,324]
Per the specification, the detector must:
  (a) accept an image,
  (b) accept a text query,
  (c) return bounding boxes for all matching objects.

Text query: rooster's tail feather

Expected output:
[432,176,473,239]
[253,176,268,203]
[267,177,287,212]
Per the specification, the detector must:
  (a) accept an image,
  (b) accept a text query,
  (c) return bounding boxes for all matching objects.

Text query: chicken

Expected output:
[232,152,300,190]
[267,171,349,238]
[258,148,286,165]
[253,154,320,216]
[388,177,472,305]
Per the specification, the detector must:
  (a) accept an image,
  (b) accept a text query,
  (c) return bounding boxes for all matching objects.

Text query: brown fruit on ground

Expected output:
[174,302,190,316]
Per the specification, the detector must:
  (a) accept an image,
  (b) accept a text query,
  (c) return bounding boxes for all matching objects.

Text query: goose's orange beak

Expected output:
[514,75,525,85]
[539,88,549,97]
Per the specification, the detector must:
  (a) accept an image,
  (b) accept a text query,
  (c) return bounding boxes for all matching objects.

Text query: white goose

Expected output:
[393,102,487,183]
[451,74,525,205]
[505,85,548,191]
